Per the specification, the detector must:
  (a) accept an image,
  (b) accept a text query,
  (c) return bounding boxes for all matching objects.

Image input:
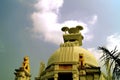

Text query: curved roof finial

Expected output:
[61,25,84,46]
[61,25,83,34]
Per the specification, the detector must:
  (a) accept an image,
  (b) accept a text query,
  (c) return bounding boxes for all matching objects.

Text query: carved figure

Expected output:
[22,56,30,73]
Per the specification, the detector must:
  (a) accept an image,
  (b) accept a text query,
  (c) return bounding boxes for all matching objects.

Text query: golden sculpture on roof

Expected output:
[61,25,84,46]
[61,25,83,34]
[22,56,30,73]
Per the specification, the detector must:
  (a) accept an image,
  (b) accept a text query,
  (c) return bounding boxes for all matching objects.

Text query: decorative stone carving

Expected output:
[22,56,30,73]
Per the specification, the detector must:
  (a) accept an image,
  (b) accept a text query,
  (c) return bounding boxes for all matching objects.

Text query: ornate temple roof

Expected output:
[47,26,98,67]
[47,26,98,68]
[47,44,98,67]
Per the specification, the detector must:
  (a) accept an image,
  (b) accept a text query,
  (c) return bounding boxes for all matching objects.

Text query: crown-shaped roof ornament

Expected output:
[61,25,84,46]
[62,25,83,34]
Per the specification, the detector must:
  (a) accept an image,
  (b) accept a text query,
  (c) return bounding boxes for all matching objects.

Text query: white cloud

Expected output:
[88,15,98,25]
[86,33,120,62]
[106,33,120,51]
[31,0,98,45]
[34,0,63,13]
[85,34,94,41]
[88,48,103,61]
[31,0,63,45]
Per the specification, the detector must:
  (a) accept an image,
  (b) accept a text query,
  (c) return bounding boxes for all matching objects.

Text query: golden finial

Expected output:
[61,25,83,34]
[61,25,84,46]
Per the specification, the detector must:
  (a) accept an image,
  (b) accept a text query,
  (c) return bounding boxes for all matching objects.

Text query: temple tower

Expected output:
[14,56,31,80]
[35,26,105,80]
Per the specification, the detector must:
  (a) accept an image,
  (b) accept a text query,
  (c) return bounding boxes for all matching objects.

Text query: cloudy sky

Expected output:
[0,0,120,79]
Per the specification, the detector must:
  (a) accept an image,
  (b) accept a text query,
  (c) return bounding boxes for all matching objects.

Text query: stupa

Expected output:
[35,26,105,80]
[14,26,105,80]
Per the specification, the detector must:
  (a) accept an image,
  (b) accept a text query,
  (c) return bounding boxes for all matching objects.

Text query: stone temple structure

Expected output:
[14,26,105,80]
[14,56,31,80]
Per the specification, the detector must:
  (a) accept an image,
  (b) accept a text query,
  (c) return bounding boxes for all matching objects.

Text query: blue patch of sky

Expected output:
[0,0,34,79]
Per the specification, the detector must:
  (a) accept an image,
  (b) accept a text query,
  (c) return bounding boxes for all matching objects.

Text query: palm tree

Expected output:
[98,46,120,80]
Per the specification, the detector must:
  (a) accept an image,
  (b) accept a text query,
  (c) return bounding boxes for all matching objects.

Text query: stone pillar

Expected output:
[94,74,100,80]
[73,73,79,80]
[54,73,58,80]
[54,64,59,70]
[79,70,86,80]
[14,67,31,80]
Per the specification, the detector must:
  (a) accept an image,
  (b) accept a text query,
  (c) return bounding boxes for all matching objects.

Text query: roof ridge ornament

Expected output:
[61,25,84,46]
[61,25,83,34]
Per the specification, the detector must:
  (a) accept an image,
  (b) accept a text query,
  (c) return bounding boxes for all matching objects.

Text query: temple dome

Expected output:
[47,44,98,67]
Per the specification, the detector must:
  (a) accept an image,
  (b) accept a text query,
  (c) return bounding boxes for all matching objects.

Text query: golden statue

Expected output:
[22,56,30,73]
[61,25,84,46]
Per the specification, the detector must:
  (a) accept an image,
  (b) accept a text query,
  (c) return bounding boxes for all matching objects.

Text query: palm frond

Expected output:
[98,46,120,80]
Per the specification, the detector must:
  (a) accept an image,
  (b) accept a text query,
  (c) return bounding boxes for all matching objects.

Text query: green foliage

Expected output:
[98,46,120,80]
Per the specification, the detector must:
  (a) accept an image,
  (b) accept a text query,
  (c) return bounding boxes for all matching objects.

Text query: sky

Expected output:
[0,0,120,80]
